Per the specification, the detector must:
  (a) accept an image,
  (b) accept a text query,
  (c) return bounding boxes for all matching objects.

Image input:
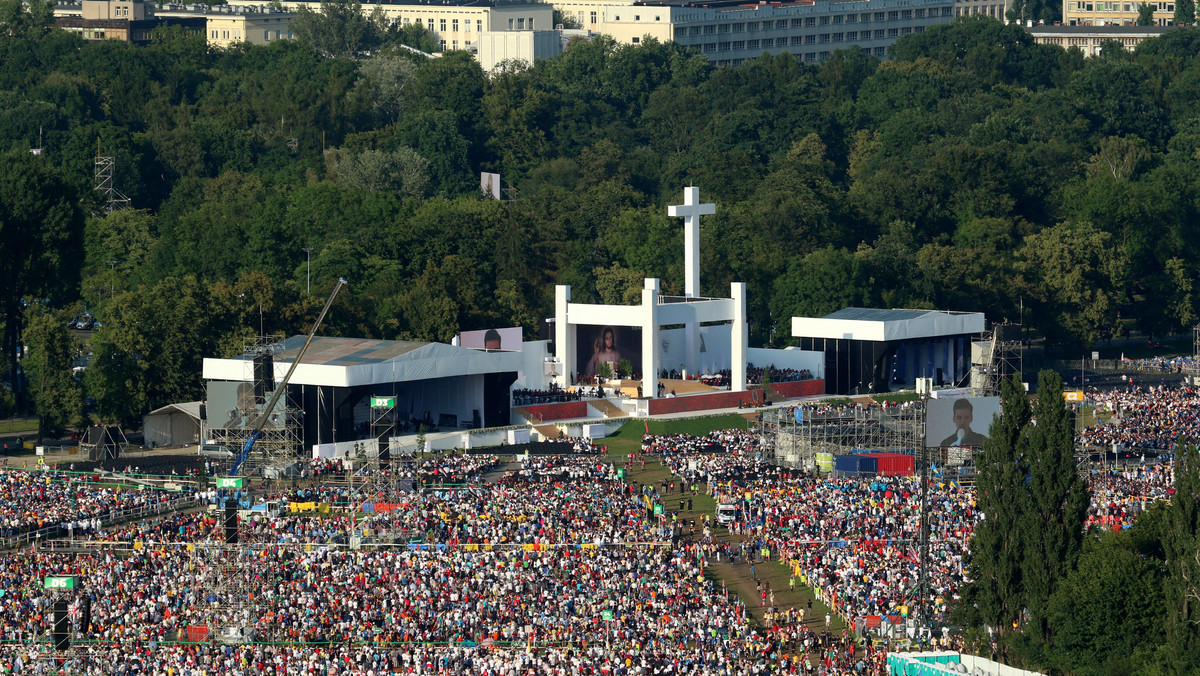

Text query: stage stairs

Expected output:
[589,398,626,418]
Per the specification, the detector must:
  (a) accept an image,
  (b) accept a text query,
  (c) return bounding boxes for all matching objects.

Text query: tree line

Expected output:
[6,0,1200,427]
[959,372,1200,676]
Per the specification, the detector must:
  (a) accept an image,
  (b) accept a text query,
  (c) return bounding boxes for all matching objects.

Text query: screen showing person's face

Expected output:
[485,338,501,349]
[237,386,256,410]
[603,330,614,349]
[953,408,973,431]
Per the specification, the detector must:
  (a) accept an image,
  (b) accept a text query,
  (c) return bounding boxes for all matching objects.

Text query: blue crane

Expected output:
[229,278,347,476]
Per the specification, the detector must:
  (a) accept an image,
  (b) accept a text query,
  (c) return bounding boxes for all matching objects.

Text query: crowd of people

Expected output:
[512,386,580,407]
[1076,385,1200,451]
[419,454,501,486]
[0,542,789,673]
[1120,354,1199,373]
[0,468,195,540]
[13,379,1198,676]
[658,365,815,387]
[745,365,815,384]
[0,454,856,675]
[1088,462,1174,530]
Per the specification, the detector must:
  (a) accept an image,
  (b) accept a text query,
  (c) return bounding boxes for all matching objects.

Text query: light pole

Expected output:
[302,248,313,295]
[106,260,117,297]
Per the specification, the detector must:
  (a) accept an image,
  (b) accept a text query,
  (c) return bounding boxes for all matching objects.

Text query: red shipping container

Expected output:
[864,453,915,477]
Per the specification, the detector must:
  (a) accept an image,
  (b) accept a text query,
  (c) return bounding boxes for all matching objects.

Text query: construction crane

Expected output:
[230,278,347,476]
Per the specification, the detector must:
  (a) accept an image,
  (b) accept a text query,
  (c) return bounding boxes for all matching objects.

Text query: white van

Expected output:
[198,444,233,459]
[716,503,738,525]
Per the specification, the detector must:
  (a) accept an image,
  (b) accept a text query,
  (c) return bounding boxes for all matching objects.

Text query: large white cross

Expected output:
[668,186,715,298]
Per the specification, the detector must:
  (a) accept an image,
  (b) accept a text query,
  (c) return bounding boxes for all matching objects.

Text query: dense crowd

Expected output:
[745,365,815,383]
[0,490,833,676]
[1087,462,1174,530]
[16,394,1195,675]
[652,432,969,633]
[643,431,772,486]
[665,365,815,387]
[0,468,195,540]
[1120,355,1199,373]
[420,455,501,486]
[1076,385,1200,451]
[512,386,580,406]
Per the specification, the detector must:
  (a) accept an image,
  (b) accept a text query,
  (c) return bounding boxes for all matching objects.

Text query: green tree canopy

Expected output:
[21,305,82,439]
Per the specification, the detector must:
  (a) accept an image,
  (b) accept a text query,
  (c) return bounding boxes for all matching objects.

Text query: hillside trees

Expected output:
[8,14,1200,419]
[21,305,83,438]
[0,151,86,409]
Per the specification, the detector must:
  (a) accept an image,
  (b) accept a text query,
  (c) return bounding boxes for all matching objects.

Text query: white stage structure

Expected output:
[203,336,543,446]
[791,308,986,394]
[553,187,748,397]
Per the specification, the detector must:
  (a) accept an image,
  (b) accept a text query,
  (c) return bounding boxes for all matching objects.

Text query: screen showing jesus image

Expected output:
[576,325,641,379]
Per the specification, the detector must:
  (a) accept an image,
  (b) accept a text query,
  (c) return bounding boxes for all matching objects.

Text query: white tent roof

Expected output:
[147,401,203,420]
[202,336,523,388]
[791,308,985,342]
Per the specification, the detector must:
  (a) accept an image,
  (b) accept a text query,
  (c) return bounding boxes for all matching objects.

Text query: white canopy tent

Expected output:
[143,401,202,448]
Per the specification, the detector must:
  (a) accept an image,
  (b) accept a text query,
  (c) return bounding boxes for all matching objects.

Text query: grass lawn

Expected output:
[601,414,752,456]
[1093,336,1192,361]
[0,418,37,435]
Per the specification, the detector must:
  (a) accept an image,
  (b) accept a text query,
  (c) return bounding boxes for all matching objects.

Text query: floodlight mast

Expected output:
[230,278,347,476]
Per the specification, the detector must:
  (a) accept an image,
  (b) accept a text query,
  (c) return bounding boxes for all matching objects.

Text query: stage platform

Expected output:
[568,378,718,398]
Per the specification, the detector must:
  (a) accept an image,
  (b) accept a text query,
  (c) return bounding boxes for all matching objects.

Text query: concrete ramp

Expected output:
[513,407,539,424]
[533,424,562,440]
[658,378,717,395]
[589,398,626,418]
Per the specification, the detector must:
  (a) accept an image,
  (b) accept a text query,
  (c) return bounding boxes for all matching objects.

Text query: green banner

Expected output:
[216,477,243,489]
[653,504,663,516]
[601,610,613,622]
[44,576,76,590]
[370,396,396,408]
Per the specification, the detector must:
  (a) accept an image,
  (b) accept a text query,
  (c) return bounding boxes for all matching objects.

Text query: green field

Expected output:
[0,418,37,435]
[601,414,753,455]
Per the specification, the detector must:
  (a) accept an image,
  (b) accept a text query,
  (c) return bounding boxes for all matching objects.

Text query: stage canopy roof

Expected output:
[202,336,523,388]
[791,308,986,343]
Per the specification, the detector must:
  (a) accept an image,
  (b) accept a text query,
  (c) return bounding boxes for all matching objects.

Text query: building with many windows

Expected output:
[1028,22,1170,52]
[593,0,955,66]
[227,0,554,53]
[1062,0,1175,25]
[953,0,1010,19]
[54,0,204,42]
[196,6,297,48]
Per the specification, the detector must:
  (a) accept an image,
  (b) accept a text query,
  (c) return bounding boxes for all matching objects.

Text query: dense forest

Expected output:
[5,0,1200,427]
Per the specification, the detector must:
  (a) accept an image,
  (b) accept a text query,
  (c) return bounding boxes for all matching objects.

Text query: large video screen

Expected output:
[207,380,286,430]
[576,325,642,379]
[458,326,523,351]
[925,396,1001,448]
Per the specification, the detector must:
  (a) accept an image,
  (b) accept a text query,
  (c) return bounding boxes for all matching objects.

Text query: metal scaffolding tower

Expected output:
[974,323,1023,396]
[94,152,130,214]
[759,403,925,469]
[190,542,268,643]
[206,335,303,477]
